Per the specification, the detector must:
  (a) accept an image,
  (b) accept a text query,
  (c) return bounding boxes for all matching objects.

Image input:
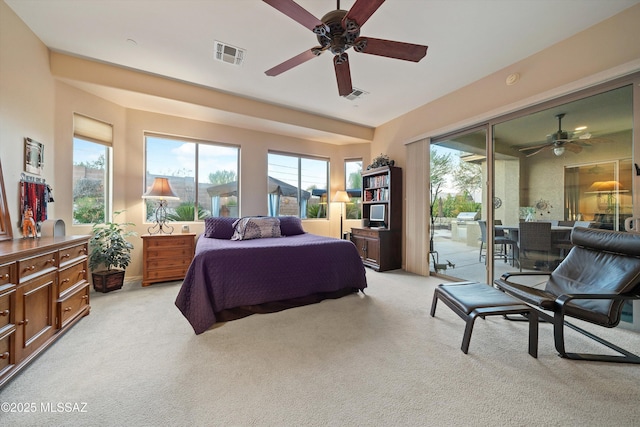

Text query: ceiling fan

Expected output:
[262,0,428,96]
[518,113,610,157]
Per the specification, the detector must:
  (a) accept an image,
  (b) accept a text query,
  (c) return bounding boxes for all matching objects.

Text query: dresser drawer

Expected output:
[146,257,191,271]
[17,251,57,283]
[144,235,192,249]
[58,243,88,268]
[352,228,379,239]
[145,246,193,260]
[58,284,90,329]
[145,267,189,282]
[58,260,88,297]
[0,284,15,331]
[0,329,14,377]
[0,262,15,286]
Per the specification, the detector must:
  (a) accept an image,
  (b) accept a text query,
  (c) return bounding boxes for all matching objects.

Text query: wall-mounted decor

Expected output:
[19,173,50,238]
[24,137,44,175]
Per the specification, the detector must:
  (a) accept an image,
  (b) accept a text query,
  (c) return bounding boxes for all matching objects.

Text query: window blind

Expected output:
[73,113,113,146]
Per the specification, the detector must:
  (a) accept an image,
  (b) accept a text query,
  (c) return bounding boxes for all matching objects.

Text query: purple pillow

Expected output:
[203,216,238,239]
[278,216,305,236]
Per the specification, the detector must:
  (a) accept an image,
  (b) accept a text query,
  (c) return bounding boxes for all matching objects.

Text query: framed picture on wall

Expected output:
[24,137,44,175]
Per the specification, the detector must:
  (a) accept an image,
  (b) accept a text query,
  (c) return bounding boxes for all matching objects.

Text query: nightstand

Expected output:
[141,233,195,287]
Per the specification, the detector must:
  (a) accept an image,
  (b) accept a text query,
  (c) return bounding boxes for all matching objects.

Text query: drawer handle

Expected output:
[0,309,9,317]
[80,270,86,274]
[0,352,9,360]
[61,278,70,284]
[1,273,8,280]
[18,319,29,325]
[25,265,36,272]
[81,295,89,300]
[63,307,72,312]
[62,253,70,259]
[46,258,55,264]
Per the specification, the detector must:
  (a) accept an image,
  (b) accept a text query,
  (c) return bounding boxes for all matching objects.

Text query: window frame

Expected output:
[267,150,329,219]
[144,133,240,222]
[344,158,363,220]
[72,113,113,225]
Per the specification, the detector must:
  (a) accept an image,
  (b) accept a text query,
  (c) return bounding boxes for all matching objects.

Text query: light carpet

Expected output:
[1,269,639,426]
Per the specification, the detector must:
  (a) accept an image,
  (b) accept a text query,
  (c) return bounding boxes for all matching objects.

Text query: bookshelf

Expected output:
[351,165,402,271]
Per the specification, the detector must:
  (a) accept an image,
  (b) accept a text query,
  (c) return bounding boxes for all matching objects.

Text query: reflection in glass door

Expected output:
[565,160,633,231]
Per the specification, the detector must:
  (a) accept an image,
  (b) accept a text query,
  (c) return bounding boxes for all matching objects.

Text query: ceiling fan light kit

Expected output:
[262,0,428,96]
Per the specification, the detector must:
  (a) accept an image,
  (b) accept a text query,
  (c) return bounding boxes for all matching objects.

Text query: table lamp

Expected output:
[142,177,179,234]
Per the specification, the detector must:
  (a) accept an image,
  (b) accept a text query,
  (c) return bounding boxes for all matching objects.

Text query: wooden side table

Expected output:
[141,233,195,287]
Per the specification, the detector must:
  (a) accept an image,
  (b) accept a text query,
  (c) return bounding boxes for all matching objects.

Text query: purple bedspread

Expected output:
[175,233,367,334]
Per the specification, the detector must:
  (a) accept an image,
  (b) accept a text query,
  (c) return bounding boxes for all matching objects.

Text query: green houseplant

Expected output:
[89,211,137,293]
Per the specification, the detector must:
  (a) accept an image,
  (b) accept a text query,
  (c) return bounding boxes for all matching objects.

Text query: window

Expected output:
[267,152,328,218]
[145,134,239,222]
[72,114,112,224]
[345,159,362,219]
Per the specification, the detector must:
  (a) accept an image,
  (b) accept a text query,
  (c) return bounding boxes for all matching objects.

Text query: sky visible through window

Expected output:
[73,138,104,164]
[146,136,238,183]
[268,153,327,192]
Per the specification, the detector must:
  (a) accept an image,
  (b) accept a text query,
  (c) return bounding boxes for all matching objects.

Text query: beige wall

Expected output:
[2,0,639,279]
[0,1,55,228]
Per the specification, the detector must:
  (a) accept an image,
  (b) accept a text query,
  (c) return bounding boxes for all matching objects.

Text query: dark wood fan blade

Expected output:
[265,48,322,76]
[343,0,385,29]
[262,0,323,31]
[334,54,353,97]
[354,37,427,62]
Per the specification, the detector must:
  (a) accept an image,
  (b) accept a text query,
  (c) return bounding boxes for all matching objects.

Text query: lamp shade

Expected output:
[587,181,626,193]
[333,190,350,203]
[142,177,179,200]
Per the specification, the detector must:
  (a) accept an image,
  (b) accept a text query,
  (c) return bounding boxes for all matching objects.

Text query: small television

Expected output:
[369,204,386,227]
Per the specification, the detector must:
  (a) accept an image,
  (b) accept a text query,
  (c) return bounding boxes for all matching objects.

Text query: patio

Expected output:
[429,226,544,285]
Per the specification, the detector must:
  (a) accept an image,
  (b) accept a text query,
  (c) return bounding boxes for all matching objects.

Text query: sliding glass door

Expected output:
[429,78,636,333]
[430,127,487,283]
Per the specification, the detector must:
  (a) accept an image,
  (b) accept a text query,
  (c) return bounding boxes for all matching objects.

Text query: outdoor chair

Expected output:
[495,227,640,363]
[478,220,516,265]
[517,221,563,271]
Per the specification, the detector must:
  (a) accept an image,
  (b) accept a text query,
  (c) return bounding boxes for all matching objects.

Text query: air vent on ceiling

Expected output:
[214,41,245,66]
[344,87,368,101]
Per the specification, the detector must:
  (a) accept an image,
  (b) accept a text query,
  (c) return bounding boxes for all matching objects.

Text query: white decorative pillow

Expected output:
[231,217,282,240]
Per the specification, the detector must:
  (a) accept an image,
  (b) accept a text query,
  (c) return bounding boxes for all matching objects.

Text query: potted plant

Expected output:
[88,211,137,293]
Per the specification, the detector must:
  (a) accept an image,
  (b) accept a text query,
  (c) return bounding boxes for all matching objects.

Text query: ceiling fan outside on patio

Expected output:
[262,0,428,96]
[519,113,611,157]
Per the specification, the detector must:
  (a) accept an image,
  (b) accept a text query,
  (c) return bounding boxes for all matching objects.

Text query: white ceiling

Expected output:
[5,0,640,140]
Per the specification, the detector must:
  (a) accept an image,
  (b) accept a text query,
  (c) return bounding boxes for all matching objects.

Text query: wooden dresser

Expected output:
[141,233,195,287]
[0,235,91,388]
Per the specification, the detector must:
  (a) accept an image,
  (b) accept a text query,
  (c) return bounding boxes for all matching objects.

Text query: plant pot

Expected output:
[92,269,126,293]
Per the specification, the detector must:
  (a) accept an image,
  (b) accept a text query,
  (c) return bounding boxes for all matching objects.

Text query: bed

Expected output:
[175,216,367,334]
